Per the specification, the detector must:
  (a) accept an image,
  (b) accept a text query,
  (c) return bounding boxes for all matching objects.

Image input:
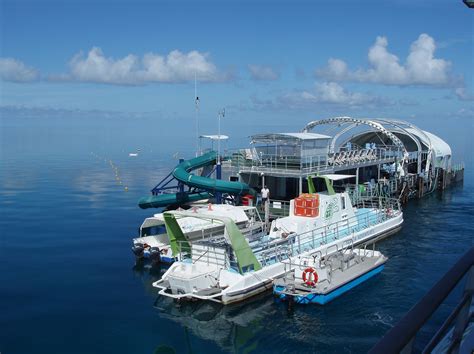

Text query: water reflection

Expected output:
[133,259,286,352]
[153,292,275,353]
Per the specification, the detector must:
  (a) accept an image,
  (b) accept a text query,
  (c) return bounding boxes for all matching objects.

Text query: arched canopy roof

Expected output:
[303,117,452,167]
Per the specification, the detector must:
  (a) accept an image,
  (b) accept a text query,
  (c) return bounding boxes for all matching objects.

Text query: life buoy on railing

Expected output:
[302,267,318,287]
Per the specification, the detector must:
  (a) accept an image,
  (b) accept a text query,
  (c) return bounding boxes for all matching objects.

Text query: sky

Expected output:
[0,0,473,135]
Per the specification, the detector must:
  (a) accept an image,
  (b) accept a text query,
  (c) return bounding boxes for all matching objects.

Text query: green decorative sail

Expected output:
[164,211,261,273]
[163,212,191,256]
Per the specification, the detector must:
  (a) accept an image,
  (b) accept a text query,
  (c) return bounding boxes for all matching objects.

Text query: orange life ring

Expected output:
[302,267,318,287]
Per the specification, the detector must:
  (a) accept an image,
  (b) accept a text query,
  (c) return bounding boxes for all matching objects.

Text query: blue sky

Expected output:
[0,0,473,130]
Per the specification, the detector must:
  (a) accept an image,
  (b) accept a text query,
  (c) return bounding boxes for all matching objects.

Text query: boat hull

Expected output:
[273,264,385,305]
[219,213,402,305]
[155,208,403,305]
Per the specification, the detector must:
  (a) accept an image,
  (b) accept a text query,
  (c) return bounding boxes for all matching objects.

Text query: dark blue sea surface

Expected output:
[1,116,473,353]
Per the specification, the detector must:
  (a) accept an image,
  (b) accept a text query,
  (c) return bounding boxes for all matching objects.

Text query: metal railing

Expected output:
[171,197,401,274]
[331,147,399,167]
[370,246,474,354]
[227,146,403,176]
[180,198,399,269]
[256,198,400,265]
[451,162,465,173]
[266,199,291,218]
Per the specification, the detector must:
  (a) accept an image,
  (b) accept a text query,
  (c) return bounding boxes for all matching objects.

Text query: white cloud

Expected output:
[453,107,474,118]
[68,47,227,84]
[281,82,383,107]
[0,58,39,82]
[248,64,279,81]
[317,34,453,86]
[455,87,474,101]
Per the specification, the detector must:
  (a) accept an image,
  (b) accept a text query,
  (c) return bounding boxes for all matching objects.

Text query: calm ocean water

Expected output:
[1,116,473,353]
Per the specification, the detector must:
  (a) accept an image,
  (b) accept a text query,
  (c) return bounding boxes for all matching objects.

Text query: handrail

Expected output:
[369,246,474,353]
[227,145,403,175]
[175,197,401,271]
[256,199,400,261]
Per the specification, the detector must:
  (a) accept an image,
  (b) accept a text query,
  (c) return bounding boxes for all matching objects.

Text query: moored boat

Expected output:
[132,204,264,264]
[152,177,402,304]
[273,246,387,305]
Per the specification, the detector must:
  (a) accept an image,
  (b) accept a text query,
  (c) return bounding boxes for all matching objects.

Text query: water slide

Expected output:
[138,151,251,209]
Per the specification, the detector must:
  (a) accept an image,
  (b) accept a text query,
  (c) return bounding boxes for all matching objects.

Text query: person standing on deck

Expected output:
[261,185,270,210]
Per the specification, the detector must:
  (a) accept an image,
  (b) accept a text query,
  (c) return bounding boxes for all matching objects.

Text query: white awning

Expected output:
[200,134,229,140]
[141,217,165,229]
[320,174,356,181]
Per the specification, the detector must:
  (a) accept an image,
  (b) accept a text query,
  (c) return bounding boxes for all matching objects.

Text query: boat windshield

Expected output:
[140,224,166,237]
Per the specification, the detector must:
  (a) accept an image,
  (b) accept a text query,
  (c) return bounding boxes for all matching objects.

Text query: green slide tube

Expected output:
[138,151,251,209]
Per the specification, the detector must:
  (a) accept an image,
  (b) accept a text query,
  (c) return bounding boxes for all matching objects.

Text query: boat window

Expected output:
[341,196,346,210]
[312,177,328,193]
[141,225,166,237]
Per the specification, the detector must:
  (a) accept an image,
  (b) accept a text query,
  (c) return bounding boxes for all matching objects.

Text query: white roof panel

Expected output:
[281,132,332,140]
[200,134,229,140]
[251,132,332,142]
[320,174,356,181]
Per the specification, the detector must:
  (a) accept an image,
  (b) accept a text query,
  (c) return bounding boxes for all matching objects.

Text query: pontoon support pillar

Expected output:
[356,167,360,198]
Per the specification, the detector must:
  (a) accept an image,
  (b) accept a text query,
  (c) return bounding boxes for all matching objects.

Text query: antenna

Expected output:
[217,108,225,165]
[215,107,225,204]
[195,73,200,156]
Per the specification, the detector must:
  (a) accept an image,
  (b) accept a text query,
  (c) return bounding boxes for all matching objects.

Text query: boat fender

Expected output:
[302,267,318,287]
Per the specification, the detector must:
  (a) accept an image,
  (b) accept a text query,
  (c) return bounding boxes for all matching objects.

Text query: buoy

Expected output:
[124,186,128,191]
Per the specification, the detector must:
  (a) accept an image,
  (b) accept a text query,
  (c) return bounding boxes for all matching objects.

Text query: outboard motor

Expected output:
[149,247,161,264]
[132,243,145,258]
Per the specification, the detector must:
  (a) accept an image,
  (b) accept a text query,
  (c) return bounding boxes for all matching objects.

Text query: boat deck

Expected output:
[253,208,390,266]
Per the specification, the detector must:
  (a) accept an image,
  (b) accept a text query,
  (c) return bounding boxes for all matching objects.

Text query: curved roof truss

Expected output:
[303,117,409,156]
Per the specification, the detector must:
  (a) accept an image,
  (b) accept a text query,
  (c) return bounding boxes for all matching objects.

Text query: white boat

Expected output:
[152,178,403,304]
[132,204,264,264]
[273,246,387,305]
